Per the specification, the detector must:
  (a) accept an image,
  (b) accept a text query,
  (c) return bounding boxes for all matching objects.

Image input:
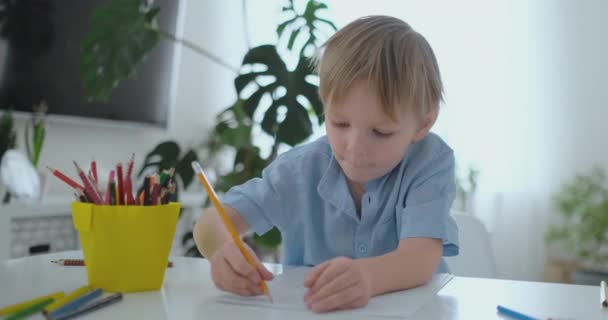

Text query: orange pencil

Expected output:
[191,161,273,303]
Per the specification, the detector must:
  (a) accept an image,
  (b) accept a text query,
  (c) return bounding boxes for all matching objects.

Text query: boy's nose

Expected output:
[346,135,369,157]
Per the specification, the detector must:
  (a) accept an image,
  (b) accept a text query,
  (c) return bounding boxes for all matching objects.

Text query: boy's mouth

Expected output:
[339,158,370,169]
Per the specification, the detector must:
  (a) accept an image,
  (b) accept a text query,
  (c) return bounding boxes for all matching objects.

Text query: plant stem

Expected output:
[241,0,251,49]
[156,29,240,74]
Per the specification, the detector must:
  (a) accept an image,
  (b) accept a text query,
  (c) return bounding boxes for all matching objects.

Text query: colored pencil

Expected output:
[48,288,103,319]
[52,293,122,320]
[116,163,125,205]
[143,176,151,205]
[51,259,173,267]
[125,177,135,205]
[0,291,64,316]
[496,305,539,320]
[126,153,135,178]
[46,166,84,190]
[110,181,117,205]
[150,181,161,205]
[105,170,115,205]
[44,286,90,314]
[90,158,97,183]
[73,161,102,204]
[4,298,54,320]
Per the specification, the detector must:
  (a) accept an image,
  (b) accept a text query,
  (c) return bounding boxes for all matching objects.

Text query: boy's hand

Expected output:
[209,240,274,296]
[303,256,371,313]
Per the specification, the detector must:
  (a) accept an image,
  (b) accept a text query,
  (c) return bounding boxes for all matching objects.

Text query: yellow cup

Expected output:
[72,202,180,293]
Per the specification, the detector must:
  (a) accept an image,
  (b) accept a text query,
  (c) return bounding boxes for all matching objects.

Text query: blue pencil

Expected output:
[497,305,540,320]
[48,288,103,319]
[51,293,122,320]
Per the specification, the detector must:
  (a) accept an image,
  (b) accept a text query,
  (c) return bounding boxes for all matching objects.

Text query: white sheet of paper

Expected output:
[209,267,453,318]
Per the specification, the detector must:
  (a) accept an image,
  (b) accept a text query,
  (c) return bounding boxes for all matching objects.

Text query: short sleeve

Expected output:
[399,150,459,257]
[221,158,290,236]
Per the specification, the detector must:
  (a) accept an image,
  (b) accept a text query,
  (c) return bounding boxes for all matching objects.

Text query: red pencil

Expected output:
[51,259,173,267]
[91,158,98,183]
[150,181,161,205]
[105,170,115,205]
[126,153,135,178]
[73,161,102,204]
[47,166,84,190]
[124,177,135,205]
[116,163,125,205]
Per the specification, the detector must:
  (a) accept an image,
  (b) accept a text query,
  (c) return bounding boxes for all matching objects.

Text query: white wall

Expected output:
[9,1,248,198]
[280,0,608,281]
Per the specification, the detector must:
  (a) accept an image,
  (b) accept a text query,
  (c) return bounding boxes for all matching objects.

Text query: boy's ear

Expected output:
[413,110,438,142]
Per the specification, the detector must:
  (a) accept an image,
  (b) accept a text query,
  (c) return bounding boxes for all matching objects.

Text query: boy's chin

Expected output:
[342,167,380,184]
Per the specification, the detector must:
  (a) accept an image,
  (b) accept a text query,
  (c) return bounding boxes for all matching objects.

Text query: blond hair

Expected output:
[315,15,443,120]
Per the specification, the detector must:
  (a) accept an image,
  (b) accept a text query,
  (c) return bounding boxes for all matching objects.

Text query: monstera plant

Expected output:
[81,0,336,255]
[137,141,198,202]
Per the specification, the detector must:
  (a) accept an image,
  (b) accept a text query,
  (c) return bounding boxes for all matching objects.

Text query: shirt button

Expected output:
[357,243,368,254]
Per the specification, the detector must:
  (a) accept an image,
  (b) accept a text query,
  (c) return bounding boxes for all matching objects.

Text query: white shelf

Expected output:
[0,193,205,261]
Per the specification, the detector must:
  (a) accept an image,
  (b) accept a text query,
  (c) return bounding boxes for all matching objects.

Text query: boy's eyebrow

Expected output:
[327,112,398,127]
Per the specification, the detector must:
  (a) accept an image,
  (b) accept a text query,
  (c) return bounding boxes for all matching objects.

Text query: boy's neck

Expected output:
[346,178,366,218]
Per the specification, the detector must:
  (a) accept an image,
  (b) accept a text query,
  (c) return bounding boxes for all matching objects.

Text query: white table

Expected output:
[1,251,606,319]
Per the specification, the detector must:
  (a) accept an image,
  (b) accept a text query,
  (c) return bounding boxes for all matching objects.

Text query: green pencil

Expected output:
[5,297,54,320]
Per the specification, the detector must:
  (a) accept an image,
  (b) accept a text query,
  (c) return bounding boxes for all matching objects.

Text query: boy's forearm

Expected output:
[193,205,251,258]
[193,208,233,258]
[356,238,442,296]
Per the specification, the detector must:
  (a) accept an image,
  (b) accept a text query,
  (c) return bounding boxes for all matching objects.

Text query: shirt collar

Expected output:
[317,155,353,213]
[316,155,387,214]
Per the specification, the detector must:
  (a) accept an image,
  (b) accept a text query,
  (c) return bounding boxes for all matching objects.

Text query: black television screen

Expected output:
[0,0,182,128]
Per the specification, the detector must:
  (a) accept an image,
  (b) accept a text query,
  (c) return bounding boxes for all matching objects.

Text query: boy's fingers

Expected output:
[306,262,346,298]
[306,271,355,304]
[312,263,343,290]
[229,286,257,297]
[304,261,331,288]
[226,247,261,283]
[223,256,256,285]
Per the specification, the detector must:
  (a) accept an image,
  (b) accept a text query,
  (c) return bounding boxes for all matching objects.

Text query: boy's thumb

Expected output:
[257,264,274,281]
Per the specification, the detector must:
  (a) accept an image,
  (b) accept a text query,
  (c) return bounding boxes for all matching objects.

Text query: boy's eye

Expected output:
[373,129,393,138]
[332,122,349,128]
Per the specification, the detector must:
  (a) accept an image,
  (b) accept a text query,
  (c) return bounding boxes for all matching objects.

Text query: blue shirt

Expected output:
[222,133,459,273]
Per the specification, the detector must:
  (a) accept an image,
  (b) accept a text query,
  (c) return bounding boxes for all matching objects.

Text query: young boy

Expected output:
[193,15,458,313]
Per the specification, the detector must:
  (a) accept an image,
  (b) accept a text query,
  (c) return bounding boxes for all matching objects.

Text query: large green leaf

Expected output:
[138,140,198,201]
[80,0,160,101]
[277,0,337,57]
[234,45,323,146]
[138,141,180,177]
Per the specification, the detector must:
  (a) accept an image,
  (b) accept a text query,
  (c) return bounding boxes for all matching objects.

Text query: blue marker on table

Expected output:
[497,305,540,320]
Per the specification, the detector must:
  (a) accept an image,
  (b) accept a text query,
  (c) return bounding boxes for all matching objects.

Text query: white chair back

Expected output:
[445,212,497,278]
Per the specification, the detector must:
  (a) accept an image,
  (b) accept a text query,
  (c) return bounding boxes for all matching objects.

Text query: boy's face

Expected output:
[325,80,430,185]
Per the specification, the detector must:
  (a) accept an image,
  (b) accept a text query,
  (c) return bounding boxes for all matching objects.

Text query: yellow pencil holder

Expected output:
[71,202,180,293]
